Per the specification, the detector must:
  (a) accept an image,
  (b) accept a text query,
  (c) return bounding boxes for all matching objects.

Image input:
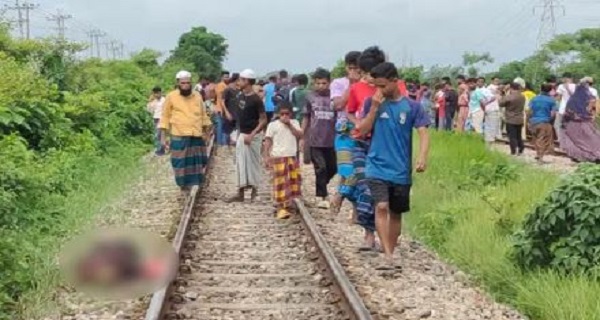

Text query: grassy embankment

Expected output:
[11,144,152,320]
[407,131,600,320]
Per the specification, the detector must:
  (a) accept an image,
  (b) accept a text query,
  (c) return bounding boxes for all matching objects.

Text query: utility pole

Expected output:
[5,0,38,39]
[87,29,106,58]
[109,40,120,59]
[118,42,125,59]
[47,10,72,42]
[0,7,9,26]
[104,40,119,60]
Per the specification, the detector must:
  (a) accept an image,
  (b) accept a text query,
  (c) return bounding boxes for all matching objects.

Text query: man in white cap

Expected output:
[159,71,212,197]
[226,69,268,202]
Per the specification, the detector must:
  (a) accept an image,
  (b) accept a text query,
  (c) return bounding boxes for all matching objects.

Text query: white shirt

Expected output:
[589,87,598,99]
[265,119,301,158]
[481,87,500,112]
[147,97,165,119]
[487,84,499,95]
[557,83,576,114]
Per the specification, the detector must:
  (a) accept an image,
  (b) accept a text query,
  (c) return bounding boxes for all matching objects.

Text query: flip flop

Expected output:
[375,257,402,271]
[358,242,383,253]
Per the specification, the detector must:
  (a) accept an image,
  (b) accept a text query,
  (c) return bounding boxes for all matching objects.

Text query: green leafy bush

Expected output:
[513,164,600,275]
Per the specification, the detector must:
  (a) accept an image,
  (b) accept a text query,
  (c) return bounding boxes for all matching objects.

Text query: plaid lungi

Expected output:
[170,136,208,188]
[272,156,302,206]
[338,140,375,232]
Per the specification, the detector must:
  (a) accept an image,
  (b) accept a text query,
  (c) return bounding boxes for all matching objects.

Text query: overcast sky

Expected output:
[14,0,600,75]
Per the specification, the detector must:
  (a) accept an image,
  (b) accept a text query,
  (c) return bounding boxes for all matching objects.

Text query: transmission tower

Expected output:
[534,0,565,49]
[532,0,565,82]
[47,10,72,42]
[4,0,38,39]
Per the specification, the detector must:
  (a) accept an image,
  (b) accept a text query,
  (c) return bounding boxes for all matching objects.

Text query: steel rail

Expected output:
[144,132,215,320]
[143,132,372,320]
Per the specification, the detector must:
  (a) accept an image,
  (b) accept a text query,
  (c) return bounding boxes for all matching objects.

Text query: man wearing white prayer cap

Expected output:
[159,70,212,198]
[226,69,268,203]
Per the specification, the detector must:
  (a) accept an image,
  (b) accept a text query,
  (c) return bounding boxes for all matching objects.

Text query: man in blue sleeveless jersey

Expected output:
[358,62,430,269]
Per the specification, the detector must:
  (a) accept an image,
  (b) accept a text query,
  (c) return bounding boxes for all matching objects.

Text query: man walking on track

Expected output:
[264,101,304,220]
[159,71,212,198]
[147,86,166,156]
[358,62,430,270]
[226,69,268,203]
[303,68,338,210]
[215,71,232,146]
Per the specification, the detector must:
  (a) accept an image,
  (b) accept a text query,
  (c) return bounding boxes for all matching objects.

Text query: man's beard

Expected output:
[179,87,192,96]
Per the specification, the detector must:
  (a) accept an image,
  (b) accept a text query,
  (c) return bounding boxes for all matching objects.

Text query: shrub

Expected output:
[513,164,600,275]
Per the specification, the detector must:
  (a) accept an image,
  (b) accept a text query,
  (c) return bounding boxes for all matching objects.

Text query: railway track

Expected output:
[495,136,567,157]
[143,143,371,320]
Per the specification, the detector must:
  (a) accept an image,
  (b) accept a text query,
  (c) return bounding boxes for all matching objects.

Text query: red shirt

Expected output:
[346,80,408,119]
[347,80,408,139]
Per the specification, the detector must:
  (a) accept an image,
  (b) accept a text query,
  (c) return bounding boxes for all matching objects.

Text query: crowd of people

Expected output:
[403,72,600,164]
[146,46,600,269]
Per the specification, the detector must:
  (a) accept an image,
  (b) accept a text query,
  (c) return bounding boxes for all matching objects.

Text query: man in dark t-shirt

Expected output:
[444,82,458,131]
[226,69,267,203]
[222,73,240,145]
[302,68,337,209]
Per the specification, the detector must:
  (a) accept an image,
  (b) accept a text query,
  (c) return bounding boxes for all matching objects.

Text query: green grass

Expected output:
[12,143,151,320]
[406,131,600,320]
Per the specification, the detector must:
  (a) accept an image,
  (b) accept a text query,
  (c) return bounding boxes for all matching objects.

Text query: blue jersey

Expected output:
[365,97,430,185]
[264,83,276,112]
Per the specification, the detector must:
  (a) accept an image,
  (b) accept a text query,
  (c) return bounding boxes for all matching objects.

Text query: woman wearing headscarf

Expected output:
[559,80,600,163]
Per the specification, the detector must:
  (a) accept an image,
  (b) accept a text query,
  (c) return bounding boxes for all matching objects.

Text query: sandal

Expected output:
[224,194,244,203]
[375,257,402,271]
[276,209,291,220]
[358,241,382,253]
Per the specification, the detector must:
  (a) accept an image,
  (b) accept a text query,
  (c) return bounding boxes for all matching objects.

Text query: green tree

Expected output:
[545,28,600,82]
[462,52,494,77]
[166,26,228,79]
[331,59,345,79]
[398,65,424,82]
[132,48,162,75]
[423,64,464,83]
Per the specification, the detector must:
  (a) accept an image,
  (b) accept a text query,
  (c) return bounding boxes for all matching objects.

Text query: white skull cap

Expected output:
[176,70,192,80]
[240,69,257,80]
[581,76,594,84]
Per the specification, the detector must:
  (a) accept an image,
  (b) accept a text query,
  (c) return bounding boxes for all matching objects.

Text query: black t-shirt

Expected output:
[223,87,241,121]
[445,89,458,112]
[238,92,265,134]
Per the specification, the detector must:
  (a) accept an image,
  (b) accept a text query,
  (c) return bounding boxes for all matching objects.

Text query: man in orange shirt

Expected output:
[215,71,231,146]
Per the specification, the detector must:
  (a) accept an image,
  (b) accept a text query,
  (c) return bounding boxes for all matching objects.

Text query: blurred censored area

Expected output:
[59,228,178,300]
